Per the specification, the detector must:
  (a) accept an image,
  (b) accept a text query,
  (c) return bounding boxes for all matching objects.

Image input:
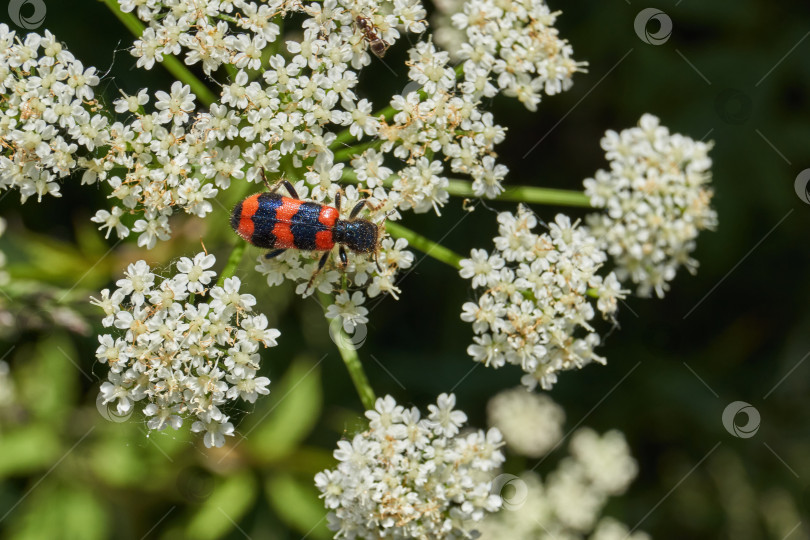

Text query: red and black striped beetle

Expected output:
[230,171,382,285]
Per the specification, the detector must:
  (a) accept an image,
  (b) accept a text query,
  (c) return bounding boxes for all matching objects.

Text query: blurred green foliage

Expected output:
[1,1,809,539]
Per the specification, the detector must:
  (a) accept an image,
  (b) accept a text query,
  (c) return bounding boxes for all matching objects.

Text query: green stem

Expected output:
[333,139,384,163]
[216,241,247,286]
[215,13,239,24]
[100,0,218,106]
[446,180,592,207]
[318,292,377,410]
[385,221,464,269]
[341,169,592,207]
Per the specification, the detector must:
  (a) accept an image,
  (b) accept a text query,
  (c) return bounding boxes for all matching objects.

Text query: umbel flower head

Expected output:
[481,389,646,539]
[2,0,585,311]
[0,25,104,203]
[584,114,717,298]
[478,430,645,539]
[315,393,505,539]
[91,252,279,448]
[442,0,586,111]
[487,386,565,458]
[460,207,626,390]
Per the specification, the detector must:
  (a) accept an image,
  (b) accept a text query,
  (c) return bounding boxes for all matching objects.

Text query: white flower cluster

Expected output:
[108,0,519,311]
[88,81,229,249]
[0,217,8,287]
[378,40,510,200]
[121,0,426,74]
[315,393,505,539]
[434,0,585,110]
[482,392,645,540]
[0,26,103,203]
[584,114,717,298]
[460,207,626,390]
[479,464,648,540]
[4,1,584,327]
[487,386,564,458]
[91,252,279,448]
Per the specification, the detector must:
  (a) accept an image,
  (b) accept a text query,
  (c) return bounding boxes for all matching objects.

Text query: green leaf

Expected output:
[184,470,257,540]
[16,334,81,425]
[265,473,330,539]
[74,219,110,259]
[0,425,62,477]
[278,446,336,476]
[9,483,108,540]
[243,357,322,463]
[8,230,112,289]
[87,426,154,488]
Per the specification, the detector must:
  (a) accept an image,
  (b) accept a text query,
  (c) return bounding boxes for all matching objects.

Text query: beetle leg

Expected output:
[262,170,298,199]
[265,249,286,259]
[339,245,348,268]
[349,199,369,219]
[305,251,331,293]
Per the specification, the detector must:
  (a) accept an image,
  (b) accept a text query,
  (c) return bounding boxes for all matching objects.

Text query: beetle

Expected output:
[230,171,381,287]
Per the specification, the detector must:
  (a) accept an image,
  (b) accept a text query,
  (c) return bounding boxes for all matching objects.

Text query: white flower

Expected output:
[192,418,236,449]
[176,252,217,293]
[115,260,154,307]
[459,248,504,288]
[584,114,717,297]
[316,394,505,538]
[427,392,468,437]
[90,207,129,239]
[92,252,279,448]
[324,291,368,332]
[487,387,565,458]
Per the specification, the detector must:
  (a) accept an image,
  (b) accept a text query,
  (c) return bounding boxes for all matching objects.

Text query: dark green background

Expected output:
[0,1,808,539]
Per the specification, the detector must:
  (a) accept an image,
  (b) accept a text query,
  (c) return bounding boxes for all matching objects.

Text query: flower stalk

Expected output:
[318,292,376,410]
[385,222,464,269]
[446,180,592,207]
[340,169,591,207]
[216,241,247,287]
